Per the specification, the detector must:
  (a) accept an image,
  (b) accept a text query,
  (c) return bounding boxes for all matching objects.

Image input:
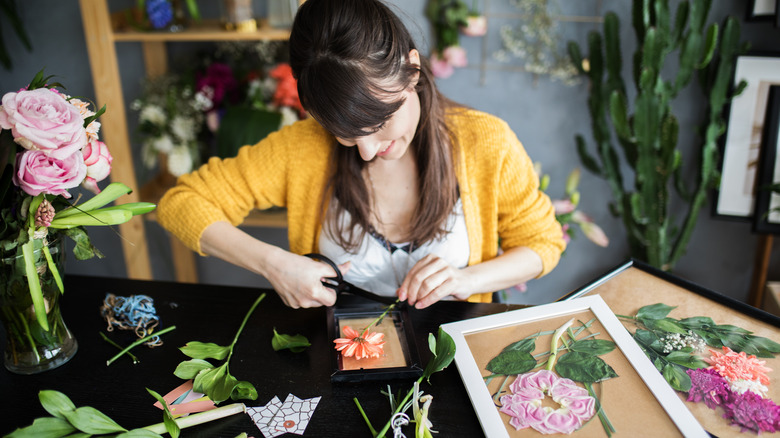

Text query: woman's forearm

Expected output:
[460,246,543,295]
[199,221,284,279]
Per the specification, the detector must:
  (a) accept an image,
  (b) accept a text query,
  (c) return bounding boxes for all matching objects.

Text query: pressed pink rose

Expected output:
[0,88,88,159]
[443,46,468,68]
[13,149,86,198]
[430,52,455,79]
[460,15,487,37]
[81,139,113,194]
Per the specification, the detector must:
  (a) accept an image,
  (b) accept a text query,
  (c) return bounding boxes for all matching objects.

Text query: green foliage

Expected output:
[173,294,265,404]
[485,350,537,375]
[569,0,746,270]
[271,328,311,353]
[422,327,456,382]
[0,0,32,70]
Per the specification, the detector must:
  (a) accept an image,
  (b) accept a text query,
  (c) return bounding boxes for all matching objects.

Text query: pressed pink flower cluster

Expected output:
[686,347,780,433]
[0,87,112,196]
[499,369,595,434]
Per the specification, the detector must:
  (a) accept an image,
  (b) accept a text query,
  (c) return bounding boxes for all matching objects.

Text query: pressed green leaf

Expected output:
[146,388,180,438]
[693,329,723,348]
[643,318,688,334]
[5,416,75,438]
[173,359,214,379]
[664,351,709,369]
[422,328,456,381]
[61,406,127,434]
[678,316,715,329]
[714,324,751,334]
[271,328,311,353]
[748,335,780,354]
[179,341,230,360]
[569,339,616,356]
[662,363,691,392]
[231,380,259,401]
[636,303,675,320]
[39,390,76,419]
[555,352,618,383]
[501,338,536,353]
[485,350,536,375]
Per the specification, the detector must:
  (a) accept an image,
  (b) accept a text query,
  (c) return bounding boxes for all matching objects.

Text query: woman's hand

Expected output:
[397,254,470,309]
[262,251,349,308]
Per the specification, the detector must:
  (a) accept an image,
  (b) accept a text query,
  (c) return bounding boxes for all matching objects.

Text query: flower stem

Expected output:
[106,325,176,366]
[546,318,574,371]
[226,294,265,362]
[16,309,41,363]
[374,376,422,438]
[142,402,246,434]
[361,300,398,338]
[353,397,377,436]
[99,332,139,364]
[586,382,615,436]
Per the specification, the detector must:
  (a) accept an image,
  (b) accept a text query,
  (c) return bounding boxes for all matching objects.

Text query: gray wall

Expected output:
[1,1,779,305]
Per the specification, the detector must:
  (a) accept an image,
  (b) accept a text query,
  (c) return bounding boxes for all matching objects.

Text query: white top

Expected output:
[318,198,470,296]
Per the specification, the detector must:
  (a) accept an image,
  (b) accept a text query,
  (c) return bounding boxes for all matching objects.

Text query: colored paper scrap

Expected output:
[153,380,216,417]
[247,393,321,438]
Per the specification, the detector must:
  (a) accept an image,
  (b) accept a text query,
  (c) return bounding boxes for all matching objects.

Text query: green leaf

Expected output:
[146,388,180,438]
[61,406,127,435]
[193,363,238,404]
[678,316,715,329]
[664,351,709,369]
[501,338,536,353]
[555,351,618,383]
[39,390,76,419]
[49,209,133,229]
[62,227,103,260]
[422,328,456,381]
[643,318,688,334]
[231,380,258,401]
[714,324,751,334]
[5,417,75,438]
[568,339,616,356]
[271,328,311,353]
[485,350,536,375]
[662,363,691,392]
[53,182,132,219]
[179,341,230,360]
[636,303,675,320]
[21,240,48,331]
[173,358,214,379]
[748,335,780,355]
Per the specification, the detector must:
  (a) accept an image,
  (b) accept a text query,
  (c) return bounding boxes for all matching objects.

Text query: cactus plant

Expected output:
[567,0,748,270]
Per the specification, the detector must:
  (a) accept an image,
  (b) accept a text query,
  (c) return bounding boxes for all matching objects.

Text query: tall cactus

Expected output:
[568,0,746,270]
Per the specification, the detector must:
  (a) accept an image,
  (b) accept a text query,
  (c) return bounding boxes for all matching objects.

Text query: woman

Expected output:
[157,0,565,309]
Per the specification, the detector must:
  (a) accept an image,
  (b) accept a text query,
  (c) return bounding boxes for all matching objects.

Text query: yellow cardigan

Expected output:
[158,108,565,302]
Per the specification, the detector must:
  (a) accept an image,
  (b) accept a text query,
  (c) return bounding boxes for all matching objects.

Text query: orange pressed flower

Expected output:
[333,325,385,359]
[706,346,772,386]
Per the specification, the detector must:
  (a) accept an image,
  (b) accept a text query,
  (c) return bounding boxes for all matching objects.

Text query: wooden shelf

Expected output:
[112,18,290,42]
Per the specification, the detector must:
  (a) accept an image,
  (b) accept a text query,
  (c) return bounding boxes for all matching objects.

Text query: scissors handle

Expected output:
[304,252,343,283]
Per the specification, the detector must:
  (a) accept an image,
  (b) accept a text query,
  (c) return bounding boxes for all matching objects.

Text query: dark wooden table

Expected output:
[1,275,524,437]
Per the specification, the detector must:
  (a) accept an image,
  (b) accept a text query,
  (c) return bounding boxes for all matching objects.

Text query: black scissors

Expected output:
[304,253,398,305]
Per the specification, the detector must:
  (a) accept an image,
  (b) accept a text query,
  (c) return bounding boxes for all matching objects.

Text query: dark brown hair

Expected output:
[289,0,459,250]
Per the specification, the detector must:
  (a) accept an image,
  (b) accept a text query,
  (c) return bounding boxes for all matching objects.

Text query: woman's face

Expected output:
[335,85,421,162]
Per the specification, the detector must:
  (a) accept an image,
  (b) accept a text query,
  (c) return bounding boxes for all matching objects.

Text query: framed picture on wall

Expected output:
[747,0,777,20]
[753,85,780,233]
[715,54,780,220]
[441,295,708,438]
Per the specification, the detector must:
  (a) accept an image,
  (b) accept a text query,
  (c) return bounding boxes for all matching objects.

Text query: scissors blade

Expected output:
[341,282,398,305]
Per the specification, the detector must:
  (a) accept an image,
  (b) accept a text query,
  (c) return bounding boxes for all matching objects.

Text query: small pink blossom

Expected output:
[0,88,87,159]
[430,52,455,79]
[686,368,730,409]
[13,149,86,198]
[443,45,468,68]
[572,211,608,247]
[552,199,576,215]
[722,390,780,433]
[81,139,112,194]
[500,369,595,434]
[460,15,487,37]
[34,199,56,228]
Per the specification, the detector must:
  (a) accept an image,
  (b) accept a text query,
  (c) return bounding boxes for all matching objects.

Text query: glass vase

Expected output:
[0,236,77,374]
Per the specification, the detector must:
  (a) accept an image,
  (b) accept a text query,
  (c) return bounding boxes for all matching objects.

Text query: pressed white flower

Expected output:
[728,378,769,398]
[171,116,196,141]
[152,135,175,154]
[139,104,166,125]
[167,146,194,177]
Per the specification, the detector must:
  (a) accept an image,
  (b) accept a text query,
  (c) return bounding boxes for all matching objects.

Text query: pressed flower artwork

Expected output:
[335,314,408,371]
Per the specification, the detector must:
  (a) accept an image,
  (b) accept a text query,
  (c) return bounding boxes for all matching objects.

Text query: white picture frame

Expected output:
[441,295,708,438]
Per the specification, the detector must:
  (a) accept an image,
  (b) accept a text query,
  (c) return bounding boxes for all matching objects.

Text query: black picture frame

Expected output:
[714,53,780,220]
[747,0,777,21]
[326,303,423,383]
[753,85,780,234]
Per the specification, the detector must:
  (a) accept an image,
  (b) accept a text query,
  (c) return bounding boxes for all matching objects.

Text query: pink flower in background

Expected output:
[572,211,609,247]
[195,63,238,111]
[443,45,468,68]
[553,199,576,215]
[81,139,113,194]
[499,369,595,434]
[0,88,87,159]
[430,52,455,79]
[13,149,86,198]
[461,15,487,37]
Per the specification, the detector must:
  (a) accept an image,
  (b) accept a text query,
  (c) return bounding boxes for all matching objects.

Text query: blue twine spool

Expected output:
[102,293,162,346]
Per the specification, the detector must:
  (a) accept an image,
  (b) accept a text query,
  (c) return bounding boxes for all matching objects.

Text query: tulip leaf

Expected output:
[39,390,76,419]
[21,240,48,331]
[53,182,132,219]
[61,406,127,435]
[173,358,214,379]
[271,328,311,352]
[49,209,133,228]
[179,341,230,360]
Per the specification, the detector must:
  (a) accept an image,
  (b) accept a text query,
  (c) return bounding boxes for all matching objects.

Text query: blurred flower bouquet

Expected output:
[0,71,155,372]
[425,0,486,79]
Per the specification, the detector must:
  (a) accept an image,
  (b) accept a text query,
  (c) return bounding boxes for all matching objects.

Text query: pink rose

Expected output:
[0,88,88,159]
[81,139,113,194]
[13,149,86,198]
[460,15,487,37]
[430,52,455,79]
[443,46,468,68]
